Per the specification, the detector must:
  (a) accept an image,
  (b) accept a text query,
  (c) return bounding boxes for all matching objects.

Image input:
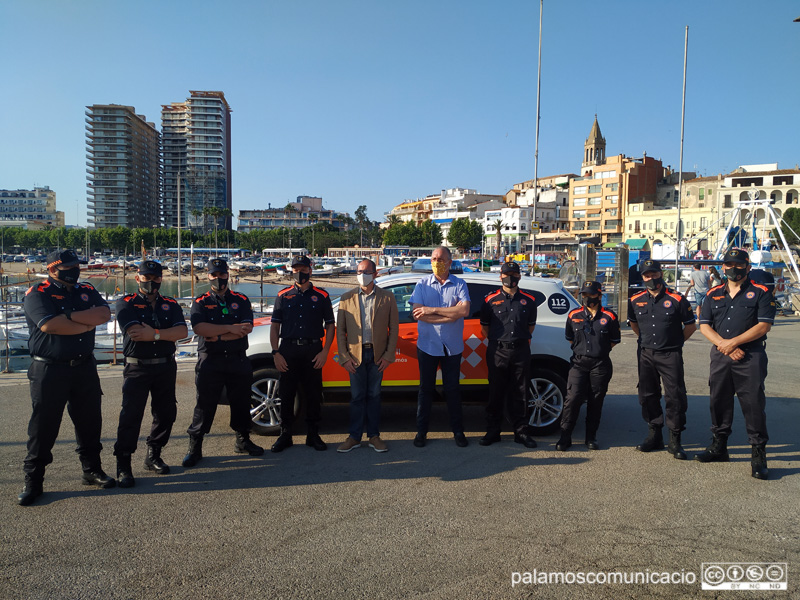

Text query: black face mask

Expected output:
[644,277,663,291]
[57,266,81,285]
[211,277,228,291]
[139,280,161,295]
[582,296,600,308]
[501,276,519,288]
[724,266,747,282]
[293,271,310,285]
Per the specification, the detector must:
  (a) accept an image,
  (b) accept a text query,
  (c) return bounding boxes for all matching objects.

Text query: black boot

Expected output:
[555,430,572,452]
[144,445,170,474]
[636,426,664,452]
[116,454,135,488]
[585,426,599,450]
[306,427,328,451]
[694,434,729,463]
[235,431,265,456]
[182,434,204,468]
[271,428,294,453]
[667,431,687,460]
[82,469,116,488]
[18,478,43,506]
[751,444,769,480]
[478,432,501,446]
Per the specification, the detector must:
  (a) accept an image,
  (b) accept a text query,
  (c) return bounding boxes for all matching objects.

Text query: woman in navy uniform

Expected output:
[696,248,776,479]
[113,260,188,487]
[18,250,113,506]
[556,281,620,451]
[182,258,264,467]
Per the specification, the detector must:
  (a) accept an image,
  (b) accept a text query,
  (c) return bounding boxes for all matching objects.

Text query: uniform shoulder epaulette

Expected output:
[665,290,684,302]
[229,290,248,300]
[277,286,294,297]
[484,290,502,302]
[76,282,97,291]
[750,281,769,293]
[568,307,584,318]
[26,280,50,295]
[195,291,212,303]
[160,295,179,304]
[518,290,537,303]
[600,308,618,321]
[311,286,329,298]
[122,293,137,302]
[631,290,648,301]
[708,283,726,294]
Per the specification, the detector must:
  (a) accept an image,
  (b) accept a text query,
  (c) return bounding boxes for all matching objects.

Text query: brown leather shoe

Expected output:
[337,437,362,453]
[368,436,388,453]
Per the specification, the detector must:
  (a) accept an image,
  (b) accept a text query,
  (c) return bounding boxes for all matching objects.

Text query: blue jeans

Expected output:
[349,348,384,440]
[416,348,464,435]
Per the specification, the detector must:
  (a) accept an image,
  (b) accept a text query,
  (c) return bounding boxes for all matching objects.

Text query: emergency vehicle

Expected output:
[246,272,579,435]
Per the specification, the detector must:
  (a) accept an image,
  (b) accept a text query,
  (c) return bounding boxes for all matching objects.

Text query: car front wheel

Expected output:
[250,367,299,435]
[526,368,566,435]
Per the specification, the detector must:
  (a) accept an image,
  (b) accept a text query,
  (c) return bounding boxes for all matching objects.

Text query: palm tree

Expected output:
[492,218,505,260]
[308,213,319,255]
[203,206,222,255]
[387,214,401,228]
[190,208,203,232]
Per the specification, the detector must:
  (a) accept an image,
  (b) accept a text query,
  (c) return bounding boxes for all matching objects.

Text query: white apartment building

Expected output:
[85,104,161,228]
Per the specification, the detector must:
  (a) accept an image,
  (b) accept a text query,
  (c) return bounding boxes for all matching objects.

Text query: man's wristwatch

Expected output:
[153,329,161,341]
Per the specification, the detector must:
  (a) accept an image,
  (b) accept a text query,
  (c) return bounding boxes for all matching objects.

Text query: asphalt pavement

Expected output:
[1,317,798,599]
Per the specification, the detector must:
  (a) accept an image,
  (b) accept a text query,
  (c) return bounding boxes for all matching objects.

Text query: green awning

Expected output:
[624,238,649,249]
[602,242,617,248]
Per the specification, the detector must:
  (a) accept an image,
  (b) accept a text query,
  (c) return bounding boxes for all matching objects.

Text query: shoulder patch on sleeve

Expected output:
[601,308,618,321]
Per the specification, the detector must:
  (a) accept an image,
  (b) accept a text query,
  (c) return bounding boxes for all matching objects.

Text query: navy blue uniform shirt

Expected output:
[24,277,109,360]
[565,306,621,359]
[479,288,538,342]
[699,279,776,346]
[116,292,187,358]
[627,287,695,350]
[271,284,335,340]
[190,289,253,354]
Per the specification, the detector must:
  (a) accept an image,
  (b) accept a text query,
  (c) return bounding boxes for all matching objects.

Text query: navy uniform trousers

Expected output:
[708,345,768,445]
[188,353,254,436]
[561,355,613,437]
[24,358,104,479]
[278,340,324,429]
[114,360,178,456]
[485,342,530,434]
[637,346,688,432]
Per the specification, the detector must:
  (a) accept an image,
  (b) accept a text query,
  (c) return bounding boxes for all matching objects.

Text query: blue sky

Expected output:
[2,0,798,227]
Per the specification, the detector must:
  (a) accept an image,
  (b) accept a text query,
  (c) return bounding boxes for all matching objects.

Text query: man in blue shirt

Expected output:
[410,246,471,447]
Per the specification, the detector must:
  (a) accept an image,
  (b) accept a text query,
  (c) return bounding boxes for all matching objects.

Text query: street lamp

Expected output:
[152,225,157,258]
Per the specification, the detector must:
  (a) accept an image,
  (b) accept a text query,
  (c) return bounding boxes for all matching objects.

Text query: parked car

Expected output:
[245,272,579,436]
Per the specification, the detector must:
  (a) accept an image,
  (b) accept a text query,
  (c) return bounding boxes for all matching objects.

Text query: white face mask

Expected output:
[357,273,374,287]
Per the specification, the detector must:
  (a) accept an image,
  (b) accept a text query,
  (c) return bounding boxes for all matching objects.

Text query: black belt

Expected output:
[199,351,246,359]
[493,339,529,349]
[32,355,92,367]
[286,338,319,346]
[126,356,174,365]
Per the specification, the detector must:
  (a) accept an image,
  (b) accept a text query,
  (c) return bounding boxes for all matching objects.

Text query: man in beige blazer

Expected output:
[336,259,399,453]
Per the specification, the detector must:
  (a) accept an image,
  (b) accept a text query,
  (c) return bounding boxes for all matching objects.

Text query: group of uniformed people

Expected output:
[17,246,776,506]
[555,251,776,483]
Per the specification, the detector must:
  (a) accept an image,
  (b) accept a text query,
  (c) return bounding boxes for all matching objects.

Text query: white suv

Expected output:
[246,272,579,435]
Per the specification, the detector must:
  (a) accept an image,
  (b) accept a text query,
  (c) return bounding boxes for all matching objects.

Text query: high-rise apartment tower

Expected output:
[85,104,161,228]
